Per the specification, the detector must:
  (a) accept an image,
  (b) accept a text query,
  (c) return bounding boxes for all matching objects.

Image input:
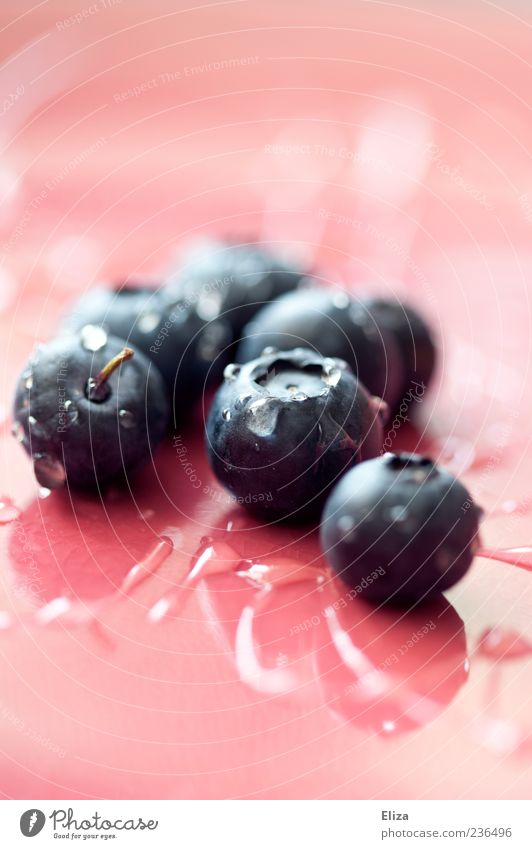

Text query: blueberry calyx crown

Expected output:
[385,452,436,474]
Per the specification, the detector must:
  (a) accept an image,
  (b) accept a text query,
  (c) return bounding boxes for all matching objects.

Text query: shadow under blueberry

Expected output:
[7,434,214,606]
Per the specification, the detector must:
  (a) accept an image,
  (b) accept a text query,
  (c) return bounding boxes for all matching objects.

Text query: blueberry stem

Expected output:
[86,347,134,402]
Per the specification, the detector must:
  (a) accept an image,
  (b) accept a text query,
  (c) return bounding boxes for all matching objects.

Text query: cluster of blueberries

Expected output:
[13,237,481,605]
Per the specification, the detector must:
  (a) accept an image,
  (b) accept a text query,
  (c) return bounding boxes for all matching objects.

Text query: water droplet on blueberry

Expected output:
[222,408,231,421]
[119,409,135,429]
[137,311,161,334]
[11,421,25,443]
[33,455,66,490]
[224,364,241,382]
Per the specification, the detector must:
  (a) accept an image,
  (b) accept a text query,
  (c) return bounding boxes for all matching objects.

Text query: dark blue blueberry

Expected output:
[236,287,405,410]
[60,282,232,416]
[166,237,305,339]
[362,297,437,409]
[320,453,482,605]
[206,347,384,521]
[12,331,169,490]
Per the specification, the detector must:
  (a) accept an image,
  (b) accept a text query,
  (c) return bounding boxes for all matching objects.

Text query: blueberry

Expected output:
[237,288,405,410]
[13,330,169,490]
[320,453,482,605]
[166,237,305,339]
[206,347,384,520]
[362,297,437,408]
[60,282,232,415]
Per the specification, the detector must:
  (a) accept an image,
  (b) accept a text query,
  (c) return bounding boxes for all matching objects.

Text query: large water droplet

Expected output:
[33,455,66,489]
[64,399,79,425]
[248,398,279,436]
[119,409,135,429]
[196,290,222,321]
[80,324,108,352]
[322,360,342,387]
[0,496,20,524]
[137,311,161,334]
[222,408,231,421]
[11,420,25,443]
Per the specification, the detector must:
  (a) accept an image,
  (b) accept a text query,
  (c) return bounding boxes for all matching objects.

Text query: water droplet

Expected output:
[435,549,451,572]
[222,408,231,421]
[197,321,230,360]
[11,420,25,443]
[35,596,71,625]
[291,391,307,401]
[137,311,161,334]
[119,409,135,429]
[389,505,408,522]
[322,360,342,387]
[261,346,278,356]
[477,626,532,661]
[38,487,51,499]
[80,324,108,352]
[338,515,355,534]
[28,415,37,427]
[196,290,222,321]
[0,497,20,524]
[477,545,532,572]
[33,455,66,489]
[24,374,33,390]
[248,398,279,436]
[224,363,241,382]
[235,393,252,410]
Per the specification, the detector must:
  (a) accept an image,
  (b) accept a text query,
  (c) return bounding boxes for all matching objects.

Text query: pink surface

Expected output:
[0,0,532,799]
